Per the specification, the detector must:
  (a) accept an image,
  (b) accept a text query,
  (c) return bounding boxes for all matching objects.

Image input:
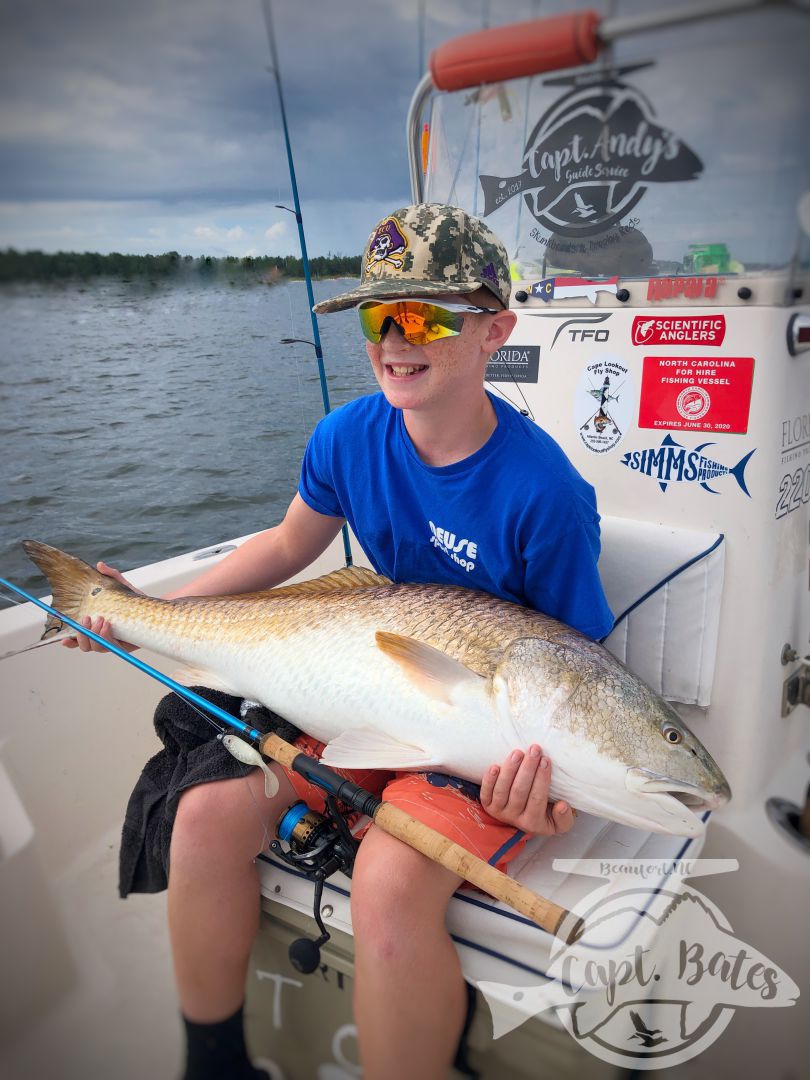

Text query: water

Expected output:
[0,277,376,594]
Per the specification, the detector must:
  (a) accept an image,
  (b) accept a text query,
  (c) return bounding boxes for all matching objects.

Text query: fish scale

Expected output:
[22,539,731,837]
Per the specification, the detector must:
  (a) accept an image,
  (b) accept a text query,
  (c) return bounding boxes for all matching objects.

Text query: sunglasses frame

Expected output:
[357,297,499,345]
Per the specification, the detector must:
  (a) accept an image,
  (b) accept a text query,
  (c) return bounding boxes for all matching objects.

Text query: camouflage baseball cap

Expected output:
[312,203,512,314]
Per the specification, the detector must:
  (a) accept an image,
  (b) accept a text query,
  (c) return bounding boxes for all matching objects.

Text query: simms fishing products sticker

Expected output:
[575,356,634,454]
[478,67,703,237]
[638,357,754,434]
[632,316,726,347]
[486,345,540,384]
[621,434,755,495]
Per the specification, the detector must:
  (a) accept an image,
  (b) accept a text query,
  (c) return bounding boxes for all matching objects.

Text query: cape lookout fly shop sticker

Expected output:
[575,356,634,454]
[478,66,703,237]
[638,357,754,434]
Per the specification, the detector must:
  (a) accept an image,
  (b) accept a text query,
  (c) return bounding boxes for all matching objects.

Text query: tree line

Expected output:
[0,249,362,284]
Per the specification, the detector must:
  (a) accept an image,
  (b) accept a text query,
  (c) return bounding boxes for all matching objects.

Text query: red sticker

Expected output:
[647,277,723,301]
[632,315,726,347]
[638,356,755,434]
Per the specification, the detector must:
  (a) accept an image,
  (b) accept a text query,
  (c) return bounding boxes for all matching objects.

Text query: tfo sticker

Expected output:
[575,356,634,454]
[638,356,754,434]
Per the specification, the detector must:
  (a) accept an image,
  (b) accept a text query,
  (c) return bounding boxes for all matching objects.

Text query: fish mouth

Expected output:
[626,767,731,815]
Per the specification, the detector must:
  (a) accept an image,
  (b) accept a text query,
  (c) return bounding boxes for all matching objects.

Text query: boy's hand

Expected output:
[61,562,140,654]
[480,745,574,836]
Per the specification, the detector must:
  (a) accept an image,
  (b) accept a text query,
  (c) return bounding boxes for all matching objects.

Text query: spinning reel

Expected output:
[270,796,359,974]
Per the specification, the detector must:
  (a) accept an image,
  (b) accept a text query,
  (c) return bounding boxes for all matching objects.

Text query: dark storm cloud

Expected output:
[0,0,543,251]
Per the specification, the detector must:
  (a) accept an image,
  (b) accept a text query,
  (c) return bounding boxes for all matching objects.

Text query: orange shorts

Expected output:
[281,734,530,875]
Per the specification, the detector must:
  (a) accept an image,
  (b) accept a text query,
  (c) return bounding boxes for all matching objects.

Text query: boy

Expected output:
[69,203,613,1079]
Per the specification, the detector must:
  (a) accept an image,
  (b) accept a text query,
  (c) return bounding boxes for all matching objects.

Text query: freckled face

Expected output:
[364,303,495,412]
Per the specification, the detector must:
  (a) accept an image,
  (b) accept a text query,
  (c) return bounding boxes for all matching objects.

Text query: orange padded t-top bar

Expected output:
[429,11,602,92]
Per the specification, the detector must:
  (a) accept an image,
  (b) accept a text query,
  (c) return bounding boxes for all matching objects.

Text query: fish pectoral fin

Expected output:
[320,727,434,770]
[375,631,485,706]
[172,664,240,696]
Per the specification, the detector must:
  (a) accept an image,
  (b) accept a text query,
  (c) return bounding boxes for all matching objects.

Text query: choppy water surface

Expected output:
[0,277,375,593]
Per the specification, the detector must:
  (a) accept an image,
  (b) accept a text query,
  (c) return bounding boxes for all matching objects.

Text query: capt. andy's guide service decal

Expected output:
[638,357,754,434]
[575,356,633,454]
[479,66,702,237]
[621,434,755,495]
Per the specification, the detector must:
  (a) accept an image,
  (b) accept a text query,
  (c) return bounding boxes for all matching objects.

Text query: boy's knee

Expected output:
[350,828,460,946]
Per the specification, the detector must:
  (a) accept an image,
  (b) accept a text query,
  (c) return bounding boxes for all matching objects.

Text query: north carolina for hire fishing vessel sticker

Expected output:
[575,356,634,454]
[479,66,703,237]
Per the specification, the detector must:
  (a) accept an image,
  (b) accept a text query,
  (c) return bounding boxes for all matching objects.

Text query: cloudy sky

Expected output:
[0,0,547,258]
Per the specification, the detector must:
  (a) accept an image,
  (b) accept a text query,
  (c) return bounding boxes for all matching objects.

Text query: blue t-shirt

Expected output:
[298,392,614,639]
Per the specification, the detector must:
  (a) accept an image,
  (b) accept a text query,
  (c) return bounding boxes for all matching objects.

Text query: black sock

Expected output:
[181,1003,268,1080]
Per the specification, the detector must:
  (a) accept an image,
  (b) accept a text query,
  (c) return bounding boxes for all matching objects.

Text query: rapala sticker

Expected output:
[530,276,618,304]
[576,356,633,454]
[621,434,755,495]
[485,345,540,384]
[478,68,703,237]
[632,315,726,346]
[528,312,612,350]
[638,357,754,434]
[647,277,722,302]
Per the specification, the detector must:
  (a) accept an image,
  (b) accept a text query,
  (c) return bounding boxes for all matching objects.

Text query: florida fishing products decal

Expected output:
[485,345,540,384]
[529,276,618,304]
[575,356,634,454]
[620,434,755,495]
[632,316,726,347]
[478,66,703,236]
[647,277,722,302]
[477,859,799,1071]
[428,521,477,572]
[638,357,754,434]
[776,412,810,520]
[366,217,408,272]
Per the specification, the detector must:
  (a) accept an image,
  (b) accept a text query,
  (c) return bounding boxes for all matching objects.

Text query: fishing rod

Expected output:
[260,0,353,570]
[0,574,582,946]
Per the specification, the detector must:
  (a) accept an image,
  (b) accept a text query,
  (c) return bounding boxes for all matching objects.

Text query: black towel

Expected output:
[118,688,298,897]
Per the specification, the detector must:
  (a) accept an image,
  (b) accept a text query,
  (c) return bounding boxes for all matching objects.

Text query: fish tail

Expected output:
[729,449,756,497]
[22,540,118,639]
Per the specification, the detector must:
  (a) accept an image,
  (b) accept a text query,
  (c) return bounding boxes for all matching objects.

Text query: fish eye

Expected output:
[662,723,683,745]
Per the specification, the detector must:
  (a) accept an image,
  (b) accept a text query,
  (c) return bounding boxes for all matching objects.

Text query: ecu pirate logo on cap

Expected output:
[366,217,408,272]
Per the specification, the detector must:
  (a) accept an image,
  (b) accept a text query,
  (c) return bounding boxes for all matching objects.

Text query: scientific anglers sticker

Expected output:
[638,357,754,434]
[576,356,634,454]
[478,68,703,237]
[486,345,540,384]
[477,859,799,1071]
[632,315,726,347]
[621,434,755,495]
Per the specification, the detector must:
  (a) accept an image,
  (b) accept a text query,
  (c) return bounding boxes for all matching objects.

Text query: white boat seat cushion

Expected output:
[597,516,725,707]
